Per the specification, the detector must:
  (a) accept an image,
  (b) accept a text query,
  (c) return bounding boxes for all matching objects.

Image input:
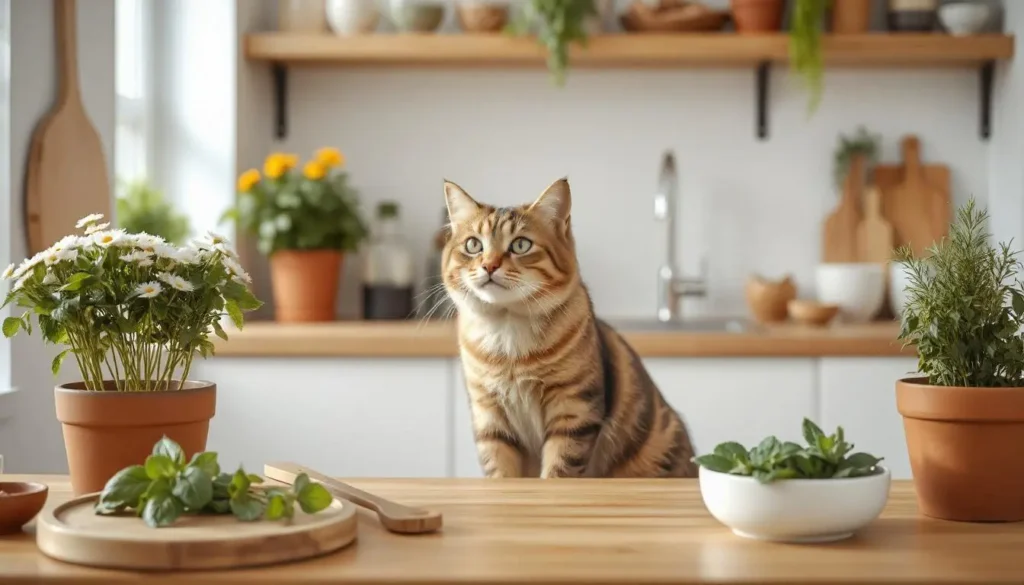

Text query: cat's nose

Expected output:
[482,258,502,274]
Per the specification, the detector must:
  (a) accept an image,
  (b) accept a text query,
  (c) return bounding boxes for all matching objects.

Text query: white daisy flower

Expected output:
[153,243,179,259]
[214,242,239,260]
[84,222,110,235]
[57,248,79,263]
[93,229,127,247]
[157,271,195,292]
[1,263,14,280]
[118,250,148,263]
[221,256,252,284]
[75,213,105,228]
[173,247,201,265]
[134,281,163,299]
[133,233,165,250]
[42,250,61,266]
[42,271,58,285]
[137,258,154,268]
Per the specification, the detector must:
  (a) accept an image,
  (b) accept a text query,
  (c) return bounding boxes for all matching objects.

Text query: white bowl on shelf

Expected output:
[939,2,990,36]
[816,263,886,322]
[698,466,891,543]
[889,262,911,317]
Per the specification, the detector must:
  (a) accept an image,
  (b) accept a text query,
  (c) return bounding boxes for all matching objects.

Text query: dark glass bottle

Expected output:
[361,201,414,320]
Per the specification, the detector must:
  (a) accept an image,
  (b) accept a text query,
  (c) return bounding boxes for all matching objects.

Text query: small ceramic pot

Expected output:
[938,2,990,36]
[0,482,48,535]
[730,0,785,33]
[831,0,872,34]
[55,381,216,495]
[389,0,446,32]
[270,249,343,322]
[278,0,329,32]
[815,263,885,323]
[456,0,510,32]
[326,0,380,34]
[887,0,938,32]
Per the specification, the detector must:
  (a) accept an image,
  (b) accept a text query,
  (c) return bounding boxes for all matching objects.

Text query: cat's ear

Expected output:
[443,180,482,225]
[529,177,572,228]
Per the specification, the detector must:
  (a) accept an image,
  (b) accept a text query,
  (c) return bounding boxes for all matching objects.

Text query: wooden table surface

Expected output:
[2,476,1022,584]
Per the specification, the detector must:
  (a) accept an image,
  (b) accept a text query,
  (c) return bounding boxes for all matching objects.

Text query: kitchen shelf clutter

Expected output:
[245,31,1014,140]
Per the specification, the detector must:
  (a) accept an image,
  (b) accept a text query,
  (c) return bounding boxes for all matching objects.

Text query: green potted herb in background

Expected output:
[895,197,1024,523]
[790,0,830,114]
[506,0,597,86]
[116,179,191,245]
[832,125,880,192]
[1,214,262,495]
[223,148,368,323]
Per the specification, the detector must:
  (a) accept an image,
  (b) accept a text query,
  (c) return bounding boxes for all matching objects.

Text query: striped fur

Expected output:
[441,177,698,479]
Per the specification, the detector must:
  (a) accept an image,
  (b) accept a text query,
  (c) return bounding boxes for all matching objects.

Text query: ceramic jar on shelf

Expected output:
[887,0,938,31]
[326,0,381,34]
[278,0,328,32]
[389,0,446,32]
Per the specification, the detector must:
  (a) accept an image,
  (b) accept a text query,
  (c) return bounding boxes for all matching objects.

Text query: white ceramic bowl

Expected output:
[939,2,990,36]
[699,466,891,543]
[889,262,911,317]
[815,263,886,322]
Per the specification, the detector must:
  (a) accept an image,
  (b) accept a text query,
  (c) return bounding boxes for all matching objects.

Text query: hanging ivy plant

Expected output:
[789,0,831,114]
[506,0,597,86]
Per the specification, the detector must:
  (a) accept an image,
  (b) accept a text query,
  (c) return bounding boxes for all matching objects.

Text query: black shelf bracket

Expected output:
[755,61,770,140]
[273,63,288,140]
[980,60,995,141]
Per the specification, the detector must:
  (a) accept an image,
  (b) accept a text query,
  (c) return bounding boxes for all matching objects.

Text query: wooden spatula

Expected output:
[264,462,443,534]
[24,0,111,254]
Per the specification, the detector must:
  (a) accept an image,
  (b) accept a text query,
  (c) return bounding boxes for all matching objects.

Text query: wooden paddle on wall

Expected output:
[821,153,864,263]
[24,0,111,255]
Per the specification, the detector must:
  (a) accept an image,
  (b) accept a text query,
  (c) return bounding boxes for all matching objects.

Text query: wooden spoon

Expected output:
[264,462,442,534]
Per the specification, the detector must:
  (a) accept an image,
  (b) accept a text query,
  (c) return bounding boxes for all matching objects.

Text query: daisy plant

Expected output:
[0,214,263,392]
[223,147,368,256]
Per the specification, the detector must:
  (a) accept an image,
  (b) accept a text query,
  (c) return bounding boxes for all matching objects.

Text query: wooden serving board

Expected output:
[873,135,951,257]
[24,0,111,255]
[35,492,357,571]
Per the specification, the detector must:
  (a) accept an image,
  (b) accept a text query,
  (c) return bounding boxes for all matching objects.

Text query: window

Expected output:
[115,0,153,188]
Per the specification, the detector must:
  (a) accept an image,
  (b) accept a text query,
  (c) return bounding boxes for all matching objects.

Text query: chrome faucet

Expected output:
[654,150,707,323]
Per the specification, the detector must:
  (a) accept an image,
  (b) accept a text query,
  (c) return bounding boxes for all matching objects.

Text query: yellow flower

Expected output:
[303,161,326,181]
[264,154,288,179]
[237,169,260,192]
[315,147,344,168]
[281,153,299,170]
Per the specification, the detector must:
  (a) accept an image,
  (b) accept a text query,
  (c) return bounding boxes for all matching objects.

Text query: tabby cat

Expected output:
[441,177,698,479]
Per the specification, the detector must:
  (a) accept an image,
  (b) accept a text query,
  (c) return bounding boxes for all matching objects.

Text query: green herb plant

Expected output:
[692,418,883,483]
[832,125,880,191]
[116,179,191,245]
[895,197,1024,387]
[96,436,333,528]
[506,0,596,86]
[789,0,831,114]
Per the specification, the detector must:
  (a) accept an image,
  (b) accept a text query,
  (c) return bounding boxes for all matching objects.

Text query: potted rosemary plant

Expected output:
[224,148,368,323]
[1,214,262,495]
[895,197,1024,522]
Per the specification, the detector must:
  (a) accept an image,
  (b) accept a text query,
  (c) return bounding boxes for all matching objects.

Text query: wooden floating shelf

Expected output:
[242,32,1014,141]
[245,33,1014,67]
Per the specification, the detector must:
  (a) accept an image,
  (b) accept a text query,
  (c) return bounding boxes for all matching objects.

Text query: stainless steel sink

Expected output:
[604,317,755,333]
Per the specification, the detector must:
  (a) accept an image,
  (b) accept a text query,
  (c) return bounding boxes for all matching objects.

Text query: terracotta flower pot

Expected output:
[54,381,216,496]
[731,0,784,32]
[831,0,872,33]
[896,377,1024,522]
[269,249,343,323]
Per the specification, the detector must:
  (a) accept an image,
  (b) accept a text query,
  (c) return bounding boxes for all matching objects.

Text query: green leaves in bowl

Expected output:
[96,436,333,528]
[692,418,883,484]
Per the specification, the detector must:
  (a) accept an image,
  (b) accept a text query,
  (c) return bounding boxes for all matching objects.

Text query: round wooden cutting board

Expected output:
[36,493,357,570]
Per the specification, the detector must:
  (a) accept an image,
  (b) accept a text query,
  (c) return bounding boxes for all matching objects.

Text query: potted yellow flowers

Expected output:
[225,148,368,322]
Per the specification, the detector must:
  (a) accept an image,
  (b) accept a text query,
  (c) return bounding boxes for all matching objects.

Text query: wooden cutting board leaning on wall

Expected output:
[873,135,951,258]
[24,0,112,255]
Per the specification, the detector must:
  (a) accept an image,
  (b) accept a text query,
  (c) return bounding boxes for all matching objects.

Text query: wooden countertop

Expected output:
[3,475,1023,584]
[210,320,913,358]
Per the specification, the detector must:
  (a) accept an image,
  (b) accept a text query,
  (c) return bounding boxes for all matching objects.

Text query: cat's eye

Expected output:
[510,237,533,255]
[464,237,483,255]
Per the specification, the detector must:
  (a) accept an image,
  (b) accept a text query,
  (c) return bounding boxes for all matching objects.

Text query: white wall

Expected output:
[0,0,114,472]
[245,0,1001,320]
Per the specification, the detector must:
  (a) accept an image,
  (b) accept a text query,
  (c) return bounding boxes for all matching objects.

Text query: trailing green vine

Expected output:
[789,0,831,114]
[507,0,596,86]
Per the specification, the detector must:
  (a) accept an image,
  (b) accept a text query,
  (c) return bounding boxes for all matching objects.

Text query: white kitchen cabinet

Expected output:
[818,357,920,480]
[451,357,818,477]
[191,358,451,478]
[644,358,817,457]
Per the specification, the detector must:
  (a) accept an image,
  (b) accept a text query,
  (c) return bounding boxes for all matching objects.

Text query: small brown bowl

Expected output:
[0,482,49,535]
[788,299,840,327]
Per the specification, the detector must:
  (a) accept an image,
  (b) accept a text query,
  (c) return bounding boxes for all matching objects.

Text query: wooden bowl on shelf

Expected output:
[0,482,48,535]
[456,2,509,33]
[787,299,840,328]
[745,274,796,324]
